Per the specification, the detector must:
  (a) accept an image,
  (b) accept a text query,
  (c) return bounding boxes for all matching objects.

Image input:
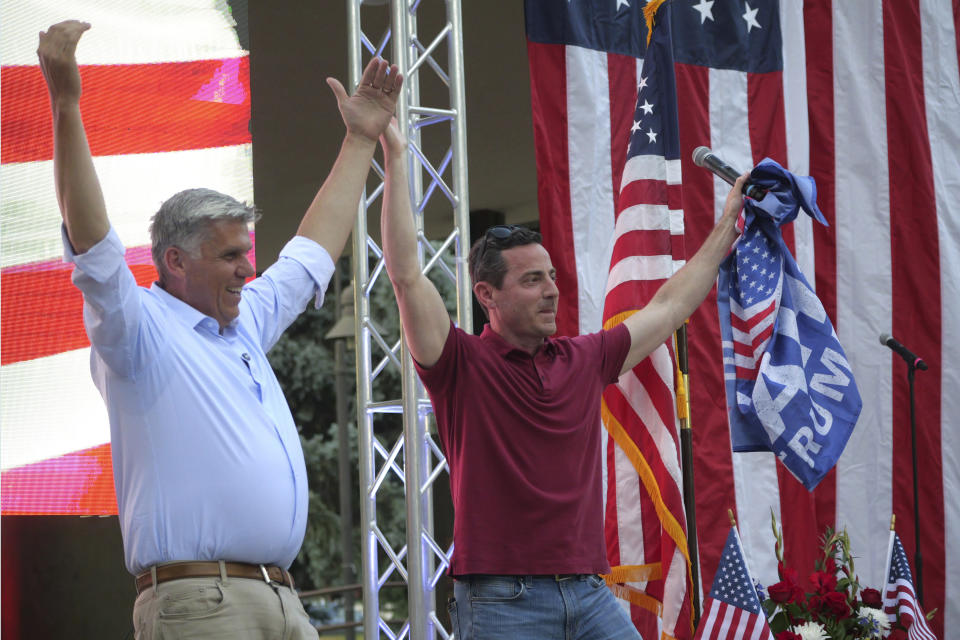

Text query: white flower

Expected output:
[792,621,828,640]
[858,606,891,638]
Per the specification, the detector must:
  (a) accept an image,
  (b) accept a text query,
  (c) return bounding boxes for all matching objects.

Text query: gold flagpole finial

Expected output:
[643,0,668,47]
[890,514,896,531]
[727,509,736,528]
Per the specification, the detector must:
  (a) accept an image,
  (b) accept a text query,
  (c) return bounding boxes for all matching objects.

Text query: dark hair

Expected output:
[467,225,542,289]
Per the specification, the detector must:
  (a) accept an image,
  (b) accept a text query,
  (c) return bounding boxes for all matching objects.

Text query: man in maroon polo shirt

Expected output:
[378,119,747,639]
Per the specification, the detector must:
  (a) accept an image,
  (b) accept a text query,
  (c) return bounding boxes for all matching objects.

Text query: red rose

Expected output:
[808,594,824,614]
[778,561,799,584]
[791,584,805,604]
[860,587,882,608]
[822,591,851,618]
[775,632,801,640]
[809,570,838,595]
[767,580,795,603]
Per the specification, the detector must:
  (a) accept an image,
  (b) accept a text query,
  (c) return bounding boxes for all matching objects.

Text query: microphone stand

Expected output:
[906,361,923,604]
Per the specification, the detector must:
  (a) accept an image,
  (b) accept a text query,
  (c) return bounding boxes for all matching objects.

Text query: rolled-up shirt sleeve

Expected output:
[275,235,336,310]
[242,235,336,352]
[64,225,151,378]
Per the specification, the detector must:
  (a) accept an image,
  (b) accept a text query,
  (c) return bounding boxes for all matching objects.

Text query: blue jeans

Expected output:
[448,574,642,640]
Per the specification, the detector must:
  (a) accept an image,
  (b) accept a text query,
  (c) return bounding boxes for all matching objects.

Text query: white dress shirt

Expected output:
[65,226,333,574]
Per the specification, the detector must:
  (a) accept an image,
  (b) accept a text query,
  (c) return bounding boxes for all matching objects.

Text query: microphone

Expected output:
[879,333,928,370]
[692,146,766,200]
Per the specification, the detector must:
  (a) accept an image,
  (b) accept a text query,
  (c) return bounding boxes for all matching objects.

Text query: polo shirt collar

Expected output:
[479,324,557,358]
[150,282,237,336]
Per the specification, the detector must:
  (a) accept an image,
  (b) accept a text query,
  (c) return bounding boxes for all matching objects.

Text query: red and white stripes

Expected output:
[528,1,959,637]
[1,1,253,514]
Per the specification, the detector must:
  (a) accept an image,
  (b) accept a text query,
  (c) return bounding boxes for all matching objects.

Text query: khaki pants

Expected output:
[133,573,319,640]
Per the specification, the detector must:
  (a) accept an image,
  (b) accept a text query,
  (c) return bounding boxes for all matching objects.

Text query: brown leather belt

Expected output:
[135,561,294,594]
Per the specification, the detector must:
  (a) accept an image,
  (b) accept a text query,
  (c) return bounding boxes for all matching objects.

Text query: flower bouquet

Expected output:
[759,515,923,640]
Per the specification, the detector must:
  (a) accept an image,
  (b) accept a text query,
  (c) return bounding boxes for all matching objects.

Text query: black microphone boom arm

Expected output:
[879,333,928,370]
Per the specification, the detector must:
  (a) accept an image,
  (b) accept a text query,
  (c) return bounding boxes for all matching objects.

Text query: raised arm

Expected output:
[296,58,403,262]
[379,120,451,367]
[39,21,109,253]
[619,174,747,375]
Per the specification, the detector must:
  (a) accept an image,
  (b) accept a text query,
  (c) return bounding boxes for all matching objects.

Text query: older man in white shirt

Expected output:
[40,19,402,639]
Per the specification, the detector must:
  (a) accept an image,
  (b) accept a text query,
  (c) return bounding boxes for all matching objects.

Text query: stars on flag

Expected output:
[694,528,773,640]
[686,0,764,36]
[692,0,715,24]
[732,228,780,306]
[884,533,937,640]
[624,26,676,157]
[711,536,760,610]
[889,536,914,583]
[630,99,655,149]
[743,3,762,32]
[670,0,778,76]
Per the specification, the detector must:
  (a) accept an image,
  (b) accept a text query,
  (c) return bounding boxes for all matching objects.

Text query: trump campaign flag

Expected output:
[525,1,959,637]
[717,159,861,490]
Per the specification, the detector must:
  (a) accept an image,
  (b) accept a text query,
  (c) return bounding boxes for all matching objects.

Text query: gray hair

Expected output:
[149,188,259,283]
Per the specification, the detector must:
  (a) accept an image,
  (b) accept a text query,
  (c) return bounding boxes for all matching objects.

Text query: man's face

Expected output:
[179,219,254,328]
[486,243,559,346]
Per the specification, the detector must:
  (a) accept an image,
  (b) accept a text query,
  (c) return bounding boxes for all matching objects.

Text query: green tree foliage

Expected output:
[268,265,397,590]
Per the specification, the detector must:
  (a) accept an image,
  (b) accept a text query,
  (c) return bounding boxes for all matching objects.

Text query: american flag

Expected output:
[694,527,773,640]
[525,0,957,637]
[884,532,937,640]
[725,224,781,380]
[597,3,692,638]
[0,0,253,514]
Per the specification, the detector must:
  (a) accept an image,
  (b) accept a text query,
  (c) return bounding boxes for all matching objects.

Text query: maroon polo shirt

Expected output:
[415,321,631,576]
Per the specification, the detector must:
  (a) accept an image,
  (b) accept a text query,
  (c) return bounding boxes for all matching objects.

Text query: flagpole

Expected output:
[674,322,701,625]
[883,514,896,597]
[906,365,923,604]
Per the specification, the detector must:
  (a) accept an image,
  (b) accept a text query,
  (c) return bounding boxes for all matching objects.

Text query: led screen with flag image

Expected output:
[0,0,254,515]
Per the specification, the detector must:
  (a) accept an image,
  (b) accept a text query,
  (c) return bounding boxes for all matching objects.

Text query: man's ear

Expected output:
[162,246,188,280]
[473,281,495,311]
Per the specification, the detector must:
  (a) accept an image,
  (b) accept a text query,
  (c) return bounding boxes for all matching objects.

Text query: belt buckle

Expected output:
[554,574,574,582]
[259,564,275,585]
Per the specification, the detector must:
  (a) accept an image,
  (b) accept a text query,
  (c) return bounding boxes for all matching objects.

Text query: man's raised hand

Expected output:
[326,57,403,143]
[38,20,91,110]
[380,117,407,159]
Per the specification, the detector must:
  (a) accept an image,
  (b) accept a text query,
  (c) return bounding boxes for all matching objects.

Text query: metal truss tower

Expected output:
[346,1,470,638]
